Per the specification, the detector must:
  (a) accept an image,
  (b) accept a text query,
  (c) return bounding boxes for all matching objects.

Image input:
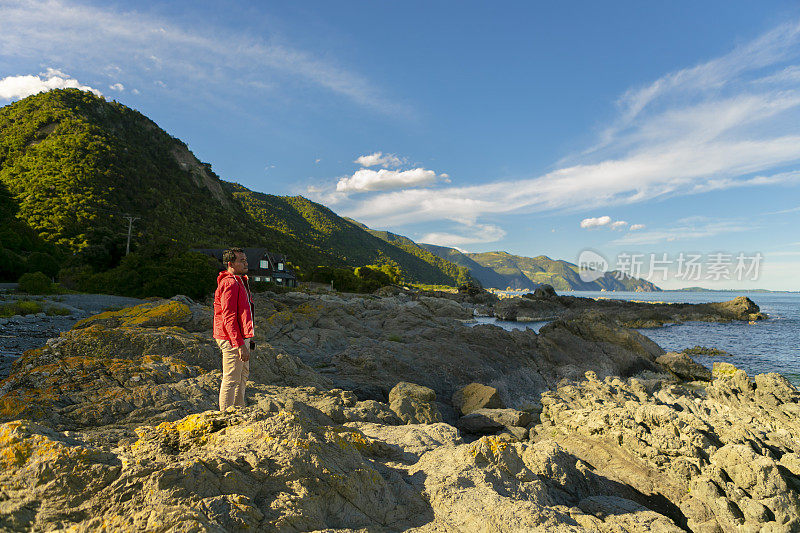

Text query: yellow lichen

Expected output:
[74,300,191,329]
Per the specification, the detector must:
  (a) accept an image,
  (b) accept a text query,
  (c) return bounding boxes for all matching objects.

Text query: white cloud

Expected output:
[579,216,630,230]
[336,168,438,193]
[0,68,102,100]
[580,216,612,228]
[0,0,407,115]
[355,152,403,168]
[109,82,124,91]
[420,223,506,246]
[308,19,800,230]
[630,223,646,231]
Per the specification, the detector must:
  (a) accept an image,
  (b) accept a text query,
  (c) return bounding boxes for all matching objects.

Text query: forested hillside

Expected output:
[0,89,468,288]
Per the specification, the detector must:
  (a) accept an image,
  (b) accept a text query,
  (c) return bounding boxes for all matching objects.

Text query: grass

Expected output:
[0,300,43,317]
[45,306,72,316]
[0,300,72,317]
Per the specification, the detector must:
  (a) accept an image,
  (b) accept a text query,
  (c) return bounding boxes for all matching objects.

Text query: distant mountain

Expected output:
[344,220,474,286]
[421,246,661,292]
[416,243,510,288]
[0,89,469,285]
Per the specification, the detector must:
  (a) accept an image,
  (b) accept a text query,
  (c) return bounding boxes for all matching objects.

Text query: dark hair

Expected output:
[222,247,244,267]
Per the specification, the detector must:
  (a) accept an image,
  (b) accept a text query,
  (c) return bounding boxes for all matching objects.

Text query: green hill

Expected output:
[0,89,468,287]
[225,185,463,284]
[343,220,474,286]
[421,246,661,291]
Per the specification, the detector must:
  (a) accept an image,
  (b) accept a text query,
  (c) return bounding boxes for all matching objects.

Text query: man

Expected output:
[213,247,254,410]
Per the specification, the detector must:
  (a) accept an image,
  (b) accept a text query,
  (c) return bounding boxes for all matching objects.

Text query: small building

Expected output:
[194,248,298,287]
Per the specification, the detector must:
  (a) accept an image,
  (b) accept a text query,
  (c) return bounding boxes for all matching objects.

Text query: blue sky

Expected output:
[2,0,800,290]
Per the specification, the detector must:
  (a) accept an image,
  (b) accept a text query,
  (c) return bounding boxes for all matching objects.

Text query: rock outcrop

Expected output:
[538,368,800,532]
[0,289,793,532]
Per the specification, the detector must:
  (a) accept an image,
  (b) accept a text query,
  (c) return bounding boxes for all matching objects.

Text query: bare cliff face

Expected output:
[0,291,797,532]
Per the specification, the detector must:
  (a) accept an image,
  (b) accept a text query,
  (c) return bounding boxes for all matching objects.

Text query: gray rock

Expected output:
[390,395,443,425]
[389,381,437,403]
[656,351,712,381]
[452,382,504,415]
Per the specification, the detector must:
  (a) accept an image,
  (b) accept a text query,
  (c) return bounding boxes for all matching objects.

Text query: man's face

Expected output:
[229,252,248,275]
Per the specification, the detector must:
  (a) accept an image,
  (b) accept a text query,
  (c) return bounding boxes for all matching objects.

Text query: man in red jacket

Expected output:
[213,248,255,410]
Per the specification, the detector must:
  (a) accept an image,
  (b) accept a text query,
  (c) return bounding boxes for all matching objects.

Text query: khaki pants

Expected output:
[216,339,250,410]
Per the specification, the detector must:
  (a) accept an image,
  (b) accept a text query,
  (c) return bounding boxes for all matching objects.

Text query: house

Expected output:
[194,248,298,287]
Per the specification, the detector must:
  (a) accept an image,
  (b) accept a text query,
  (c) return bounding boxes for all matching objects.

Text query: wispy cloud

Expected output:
[0,68,101,99]
[308,19,800,234]
[420,222,506,247]
[610,217,755,245]
[0,0,406,114]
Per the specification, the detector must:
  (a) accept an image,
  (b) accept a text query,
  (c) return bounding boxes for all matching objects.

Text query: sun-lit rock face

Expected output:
[539,369,800,532]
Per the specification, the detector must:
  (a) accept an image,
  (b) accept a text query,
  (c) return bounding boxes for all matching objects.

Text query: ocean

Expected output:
[473,290,800,385]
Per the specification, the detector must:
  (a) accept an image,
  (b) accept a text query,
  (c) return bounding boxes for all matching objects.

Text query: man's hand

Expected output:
[238,342,250,362]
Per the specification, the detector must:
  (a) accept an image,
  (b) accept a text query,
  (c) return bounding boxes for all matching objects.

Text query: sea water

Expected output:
[474,290,800,385]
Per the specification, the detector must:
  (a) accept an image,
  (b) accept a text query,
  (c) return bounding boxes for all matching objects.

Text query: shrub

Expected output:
[68,250,218,299]
[18,271,54,294]
[45,305,72,316]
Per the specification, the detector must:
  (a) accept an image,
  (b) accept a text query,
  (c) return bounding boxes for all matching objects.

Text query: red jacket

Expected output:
[213,271,254,347]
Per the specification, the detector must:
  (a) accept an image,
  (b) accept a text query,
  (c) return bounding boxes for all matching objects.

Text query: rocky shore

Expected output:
[490,285,767,326]
[0,289,796,532]
[0,294,144,379]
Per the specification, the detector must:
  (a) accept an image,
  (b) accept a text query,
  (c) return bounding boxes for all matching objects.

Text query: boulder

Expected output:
[389,382,442,424]
[656,351,712,381]
[389,381,437,403]
[452,382,504,415]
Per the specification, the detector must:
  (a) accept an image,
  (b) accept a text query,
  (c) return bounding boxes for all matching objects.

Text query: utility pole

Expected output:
[123,215,140,255]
